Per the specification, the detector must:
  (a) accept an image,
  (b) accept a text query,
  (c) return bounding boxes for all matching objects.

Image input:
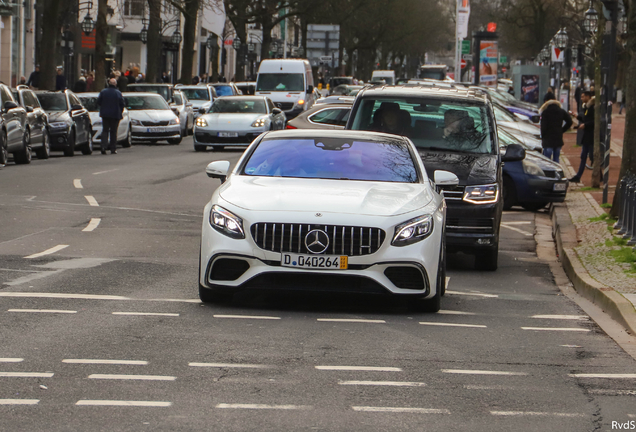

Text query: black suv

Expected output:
[346,84,525,270]
[13,85,50,159]
[0,83,30,165]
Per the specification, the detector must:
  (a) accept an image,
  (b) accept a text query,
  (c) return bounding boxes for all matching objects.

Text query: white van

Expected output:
[256,59,315,118]
[371,70,395,85]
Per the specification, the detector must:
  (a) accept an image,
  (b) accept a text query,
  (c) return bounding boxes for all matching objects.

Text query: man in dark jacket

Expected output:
[26,65,40,89]
[55,68,67,91]
[570,91,595,182]
[539,94,572,163]
[97,78,125,155]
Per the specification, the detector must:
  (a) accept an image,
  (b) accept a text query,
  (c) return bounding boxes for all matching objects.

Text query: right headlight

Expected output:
[196,117,208,127]
[209,205,244,239]
[463,184,499,204]
[392,215,434,246]
[522,160,545,177]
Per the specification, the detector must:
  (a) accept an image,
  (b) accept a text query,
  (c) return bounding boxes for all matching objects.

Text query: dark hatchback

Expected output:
[346,85,525,270]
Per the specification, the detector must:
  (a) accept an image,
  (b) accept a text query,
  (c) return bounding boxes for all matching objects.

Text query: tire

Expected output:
[407,290,441,313]
[121,127,132,148]
[81,132,93,155]
[437,239,446,297]
[168,131,183,145]
[194,145,207,152]
[35,130,50,159]
[14,129,32,165]
[502,175,516,211]
[0,130,8,166]
[521,202,548,211]
[475,244,498,271]
[63,130,76,157]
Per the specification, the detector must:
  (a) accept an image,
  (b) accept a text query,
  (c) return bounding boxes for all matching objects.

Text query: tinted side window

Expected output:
[309,108,346,125]
[1,87,14,104]
[70,94,82,106]
[28,92,41,108]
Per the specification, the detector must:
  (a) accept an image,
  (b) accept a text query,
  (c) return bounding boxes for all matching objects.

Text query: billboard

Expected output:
[521,75,540,104]
[479,41,498,87]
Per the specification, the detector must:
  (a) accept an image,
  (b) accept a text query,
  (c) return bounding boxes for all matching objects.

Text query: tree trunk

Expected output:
[179,0,200,84]
[94,0,109,90]
[38,0,63,91]
[146,0,162,83]
[260,21,273,65]
[592,5,605,188]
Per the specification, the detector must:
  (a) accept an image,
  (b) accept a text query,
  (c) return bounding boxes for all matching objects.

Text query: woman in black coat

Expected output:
[539,94,573,163]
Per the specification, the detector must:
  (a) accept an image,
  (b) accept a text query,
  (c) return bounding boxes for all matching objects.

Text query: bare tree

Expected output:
[94,0,110,90]
[38,0,64,90]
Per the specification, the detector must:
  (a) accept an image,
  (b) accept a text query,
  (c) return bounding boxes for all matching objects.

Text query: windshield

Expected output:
[78,97,99,111]
[213,85,234,96]
[37,93,68,111]
[256,73,305,92]
[350,98,495,154]
[330,78,353,87]
[129,86,170,101]
[243,138,418,183]
[493,104,518,123]
[419,70,446,80]
[181,88,209,101]
[211,99,266,114]
[125,95,170,110]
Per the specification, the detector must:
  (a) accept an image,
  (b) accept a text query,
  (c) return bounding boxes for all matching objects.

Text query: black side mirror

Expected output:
[307,85,314,93]
[531,115,540,123]
[272,108,282,115]
[501,143,526,162]
[71,104,83,111]
[26,106,34,113]
[3,101,18,111]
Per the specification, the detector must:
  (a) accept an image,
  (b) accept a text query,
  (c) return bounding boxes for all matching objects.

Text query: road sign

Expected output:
[320,56,332,62]
[500,56,507,63]
[462,54,472,61]
[502,67,507,72]
[461,59,467,69]
[232,38,241,50]
[461,40,470,54]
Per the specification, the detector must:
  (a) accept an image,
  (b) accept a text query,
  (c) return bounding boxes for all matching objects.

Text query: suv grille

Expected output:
[251,223,386,256]
[441,186,465,200]
[445,218,494,232]
[141,120,169,126]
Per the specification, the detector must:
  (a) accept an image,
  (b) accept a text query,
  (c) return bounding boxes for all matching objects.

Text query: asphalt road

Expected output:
[1,138,635,432]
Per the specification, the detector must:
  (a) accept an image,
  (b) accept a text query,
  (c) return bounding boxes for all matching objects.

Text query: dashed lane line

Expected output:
[76,400,171,407]
[419,322,486,328]
[445,290,499,298]
[0,372,54,378]
[0,358,23,363]
[532,315,589,320]
[213,314,281,320]
[24,244,69,259]
[112,312,179,317]
[82,218,101,232]
[189,362,273,369]
[339,381,426,387]
[521,327,590,332]
[216,403,312,410]
[490,411,586,417]
[88,374,176,381]
[92,169,119,175]
[63,359,148,365]
[317,318,386,323]
[0,292,129,300]
[442,369,527,376]
[8,309,77,314]
[73,179,83,189]
[0,399,39,405]
[437,310,476,315]
[85,196,99,207]
[316,366,402,372]
[569,374,636,379]
[352,406,450,414]
[499,221,532,225]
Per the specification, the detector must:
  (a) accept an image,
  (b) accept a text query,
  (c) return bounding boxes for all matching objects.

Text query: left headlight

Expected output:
[522,160,545,177]
[251,117,268,128]
[49,122,68,129]
[130,119,142,126]
[169,117,180,125]
[392,215,434,247]
[209,205,245,239]
[196,117,208,127]
[463,184,499,204]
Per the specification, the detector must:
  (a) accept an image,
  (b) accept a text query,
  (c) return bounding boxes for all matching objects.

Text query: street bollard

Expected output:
[618,177,634,237]
[614,176,627,230]
[622,177,636,242]
[629,180,636,246]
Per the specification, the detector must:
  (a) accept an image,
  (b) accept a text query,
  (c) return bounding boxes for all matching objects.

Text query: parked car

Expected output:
[170,90,194,136]
[315,96,355,105]
[286,103,351,130]
[77,92,131,149]
[174,85,217,118]
[127,83,174,103]
[123,93,182,144]
[35,90,93,156]
[194,96,286,151]
[330,84,365,96]
[328,77,354,93]
[498,129,568,211]
[208,82,240,97]
[0,84,29,165]
[234,82,256,95]
[199,129,457,312]
[492,102,542,142]
[12,85,50,160]
[346,85,526,270]
[479,86,540,122]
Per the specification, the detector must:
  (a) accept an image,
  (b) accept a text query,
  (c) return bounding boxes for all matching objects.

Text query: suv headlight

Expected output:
[251,117,268,128]
[463,184,499,204]
[209,205,244,239]
[522,160,545,176]
[169,117,180,125]
[49,122,68,129]
[392,215,433,246]
[196,117,208,127]
[131,119,142,126]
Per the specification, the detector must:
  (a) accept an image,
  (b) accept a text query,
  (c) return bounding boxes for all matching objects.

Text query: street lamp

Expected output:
[232,37,241,50]
[554,28,568,49]
[78,1,95,36]
[583,3,599,33]
[140,17,148,44]
[171,24,182,45]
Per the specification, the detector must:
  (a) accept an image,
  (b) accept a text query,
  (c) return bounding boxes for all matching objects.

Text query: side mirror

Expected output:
[434,170,459,189]
[198,108,206,114]
[272,108,282,115]
[26,106,34,113]
[307,85,314,93]
[501,143,526,162]
[71,104,83,111]
[206,160,231,182]
[531,115,540,123]
[4,101,18,111]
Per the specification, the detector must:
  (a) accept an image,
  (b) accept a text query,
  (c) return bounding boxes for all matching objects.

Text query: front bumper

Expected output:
[131,125,180,141]
[49,128,71,149]
[522,178,568,203]
[194,128,264,146]
[444,200,501,252]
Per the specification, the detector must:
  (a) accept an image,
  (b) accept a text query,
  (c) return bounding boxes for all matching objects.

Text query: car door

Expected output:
[24,92,44,144]
[69,93,89,143]
[1,86,23,150]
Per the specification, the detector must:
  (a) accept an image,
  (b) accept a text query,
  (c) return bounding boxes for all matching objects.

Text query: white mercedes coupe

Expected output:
[199,130,458,312]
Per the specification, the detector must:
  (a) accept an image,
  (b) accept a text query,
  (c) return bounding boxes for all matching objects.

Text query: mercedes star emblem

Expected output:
[305,229,330,254]
[315,213,322,217]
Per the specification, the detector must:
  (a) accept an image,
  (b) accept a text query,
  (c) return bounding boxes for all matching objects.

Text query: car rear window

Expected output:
[242,137,418,183]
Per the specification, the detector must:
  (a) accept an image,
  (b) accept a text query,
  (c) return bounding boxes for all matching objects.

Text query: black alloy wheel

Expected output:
[194,145,207,152]
[14,129,32,164]
[0,130,8,166]
[64,130,76,157]
[121,127,132,148]
[35,130,50,159]
[81,131,93,155]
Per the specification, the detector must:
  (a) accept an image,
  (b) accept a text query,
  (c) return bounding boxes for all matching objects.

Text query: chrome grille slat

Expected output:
[350,227,354,256]
[271,224,276,251]
[289,225,293,252]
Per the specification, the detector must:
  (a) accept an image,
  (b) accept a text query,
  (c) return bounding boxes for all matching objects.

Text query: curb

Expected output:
[550,203,636,335]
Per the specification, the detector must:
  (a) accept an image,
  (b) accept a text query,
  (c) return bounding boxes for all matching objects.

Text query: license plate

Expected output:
[218,132,239,137]
[146,127,164,133]
[281,253,348,270]
[553,183,567,191]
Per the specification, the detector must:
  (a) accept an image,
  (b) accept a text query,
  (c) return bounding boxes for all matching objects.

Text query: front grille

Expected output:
[141,120,169,126]
[384,267,426,290]
[195,132,258,144]
[543,169,564,180]
[275,102,294,111]
[446,218,494,232]
[251,223,386,256]
[441,186,465,200]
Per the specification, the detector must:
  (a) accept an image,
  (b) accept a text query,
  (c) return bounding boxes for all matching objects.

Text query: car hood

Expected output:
[128,110,175,121]
[219,176,433,217]
[418,151,498,185]
[526,151,562,171]
[201,113,265,129]
[47,111,71,122]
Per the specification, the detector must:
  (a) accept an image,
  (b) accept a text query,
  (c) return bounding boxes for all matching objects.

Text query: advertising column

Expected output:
[479,40,498,87]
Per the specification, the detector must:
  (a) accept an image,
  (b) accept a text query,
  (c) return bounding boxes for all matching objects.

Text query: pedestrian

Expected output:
[191,75,200,84]
[19,76,26,85]
[26,65,40,89]
[73,76,87,93]
[86,72,94,92]
[97,78,125,155]
[539,93,572,163]
[136,73,145,83]
[574,83,583,113]
[55,67,67,91]
[569,91,595,183]
[543,86,554,103]
[200,73,208,83]
[161,72,170,83]
[618,89,626,115]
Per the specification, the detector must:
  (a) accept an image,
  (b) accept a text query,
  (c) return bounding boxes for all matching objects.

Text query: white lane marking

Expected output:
[316,366,402,372]
[26,196,36,201]
[0,292,129,300]
[85,196,99,207]
[24,244,69,259]
[0,399,39,405]
[560,345,582,348]
[438,310,476,315]
[629,414,636,418]
[88,374,176,381]
[73,179,83,189]
[569,374,636,379]
[8,309,77,314]
[442,369,527,376]
[588,389,636,396]
[82,218,101,232]
[92,168,119,175]
[63,359,148,365]
[216,403,311,410]
[339,380,426,387]
[189,362,273,369]
[521,327,590,332]
[317,318,386,323]
[352,406,450,414]
[464,385,518,390]
[491,411,585,417]
[500,221,532,225]
[0,358,23,363]
[213,314,281,320]
[445,290,499,298]
[419,322,486,328]
[76,400,171,407]
[112,312,179,317]
[532,315,588,320]
[145,298,201,303]
[501,224,533,237]
[0,372,54,378]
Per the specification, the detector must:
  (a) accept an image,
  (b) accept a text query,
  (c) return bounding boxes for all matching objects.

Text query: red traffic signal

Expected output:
[487,22,497,32]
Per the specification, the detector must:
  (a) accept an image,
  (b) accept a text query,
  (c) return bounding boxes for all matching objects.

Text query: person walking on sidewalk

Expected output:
[97,78,125,155]
[539,94,572,163]
[570,91,595,183]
